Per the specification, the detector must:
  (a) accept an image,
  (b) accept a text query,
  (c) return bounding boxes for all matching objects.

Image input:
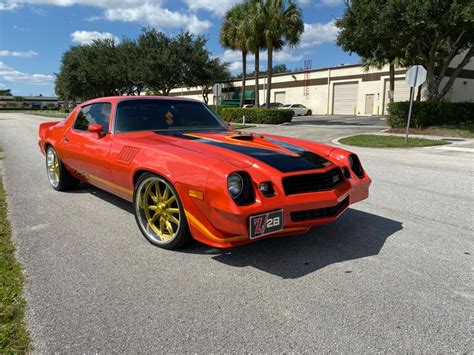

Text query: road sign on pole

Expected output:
[213,83,222,97]
[212,83,223,106]
[404,65,427,142]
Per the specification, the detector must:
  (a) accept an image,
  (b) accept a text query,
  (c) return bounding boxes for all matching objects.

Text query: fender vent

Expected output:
[117,146,140,165]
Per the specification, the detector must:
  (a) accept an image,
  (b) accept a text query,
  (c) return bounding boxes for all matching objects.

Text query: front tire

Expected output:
[133,173,191,249]
[45,146,79,191]
[306,110,312,115]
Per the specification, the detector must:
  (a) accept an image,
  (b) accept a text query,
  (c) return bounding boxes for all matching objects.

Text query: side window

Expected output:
[74,103,111,133]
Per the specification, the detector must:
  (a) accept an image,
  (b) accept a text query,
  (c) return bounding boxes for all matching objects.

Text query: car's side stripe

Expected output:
[87,173,133,197]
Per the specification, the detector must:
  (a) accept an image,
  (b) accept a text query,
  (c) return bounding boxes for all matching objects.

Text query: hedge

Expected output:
[208,104,234,116]
[387,101,474,128]
[220,108,293,124]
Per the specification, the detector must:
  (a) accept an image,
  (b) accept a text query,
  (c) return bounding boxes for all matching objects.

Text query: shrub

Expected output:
[220,108,293,124]
[208,104,234,116]
[387,101,474,128]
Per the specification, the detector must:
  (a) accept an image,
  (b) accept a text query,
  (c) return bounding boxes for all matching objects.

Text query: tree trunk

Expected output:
[254,49,260,107]
[416,85,422,101]
[240,51,247,108]
[437,48,473,100]
[389,60,395,103]
[425,42,438,100]
[266,46,273,108]
[202,88,209,104]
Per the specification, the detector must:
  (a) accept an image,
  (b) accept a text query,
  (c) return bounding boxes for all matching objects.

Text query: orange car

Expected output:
[39,96,371,249]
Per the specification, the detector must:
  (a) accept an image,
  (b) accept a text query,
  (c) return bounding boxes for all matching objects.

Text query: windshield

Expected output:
[115,99,227,133]
[282,104,291,107]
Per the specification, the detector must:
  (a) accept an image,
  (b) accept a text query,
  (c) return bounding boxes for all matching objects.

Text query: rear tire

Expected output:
[45,146,79,191]
[133,173,191,249]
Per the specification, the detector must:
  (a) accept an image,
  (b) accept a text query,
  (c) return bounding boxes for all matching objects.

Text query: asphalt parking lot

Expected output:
[1,112,472,352]
[254,114,389,143]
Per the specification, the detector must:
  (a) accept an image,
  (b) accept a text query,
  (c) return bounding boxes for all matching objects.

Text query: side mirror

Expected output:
[88,124,104,136]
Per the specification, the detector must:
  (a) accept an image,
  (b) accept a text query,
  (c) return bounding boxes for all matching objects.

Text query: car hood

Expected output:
[124,130,336,172]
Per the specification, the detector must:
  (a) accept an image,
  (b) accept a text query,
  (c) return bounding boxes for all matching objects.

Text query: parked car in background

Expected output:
[242,104,255,108]
[260,102,283,109]
[279,104,312,116]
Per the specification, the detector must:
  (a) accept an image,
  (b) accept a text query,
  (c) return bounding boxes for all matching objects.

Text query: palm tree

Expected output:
[247,0,266,107]
[261,0,303,108]
[220,3,250,107]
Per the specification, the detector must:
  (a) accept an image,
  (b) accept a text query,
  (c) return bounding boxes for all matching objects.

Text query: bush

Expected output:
[387,101,474,128]
[220,108,293,124]
[208,104,234,116]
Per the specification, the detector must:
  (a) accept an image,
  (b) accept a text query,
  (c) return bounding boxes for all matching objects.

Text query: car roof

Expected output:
[80,95,200,106]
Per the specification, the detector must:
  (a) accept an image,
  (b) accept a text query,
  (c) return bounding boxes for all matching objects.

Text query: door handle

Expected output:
[64,137,70,142]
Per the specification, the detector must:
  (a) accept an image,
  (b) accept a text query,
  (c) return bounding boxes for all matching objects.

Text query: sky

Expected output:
[0,0,359,96]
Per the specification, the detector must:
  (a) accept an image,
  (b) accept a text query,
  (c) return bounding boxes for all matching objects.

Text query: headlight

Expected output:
[227,172,255,205]
[228,173,243,198]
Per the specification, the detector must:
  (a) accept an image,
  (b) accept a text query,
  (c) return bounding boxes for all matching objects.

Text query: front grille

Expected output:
[282,168,343,195]
[290,197,349,222]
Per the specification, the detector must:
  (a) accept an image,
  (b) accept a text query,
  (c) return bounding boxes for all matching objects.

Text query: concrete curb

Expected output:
[331,131,474,152]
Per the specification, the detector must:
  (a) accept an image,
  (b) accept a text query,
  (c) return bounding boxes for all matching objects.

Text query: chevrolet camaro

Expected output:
[38,96,371,249]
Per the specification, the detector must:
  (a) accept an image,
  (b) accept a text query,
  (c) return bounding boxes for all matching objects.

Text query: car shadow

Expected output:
[68,183,134,213]
[182,209,402,279]
[70,184,402,279]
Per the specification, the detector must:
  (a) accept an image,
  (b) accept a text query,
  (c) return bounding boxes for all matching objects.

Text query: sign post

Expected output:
[404,65,427,142]
[212,83,222,106]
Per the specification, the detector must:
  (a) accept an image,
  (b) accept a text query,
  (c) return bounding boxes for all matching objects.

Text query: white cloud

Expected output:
[0,83,5,87]
[0,50,38,57]
[300,20,338,48]
[0,61,54,84]
[321,0,343,6]
[220,47,303,75]
[105,3,211,34]
[0,0,148,7]
[220,49,242,63]
[185,0,239,16]
[228,61,243,74]
[273,50,304,63]
[1,0,211,34]
[0,1,18,10]
[70,30,119,45]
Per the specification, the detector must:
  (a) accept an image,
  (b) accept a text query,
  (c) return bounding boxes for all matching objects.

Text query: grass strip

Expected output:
[0,150,31,353]
[387,123,474,139]
[339,134,448,148]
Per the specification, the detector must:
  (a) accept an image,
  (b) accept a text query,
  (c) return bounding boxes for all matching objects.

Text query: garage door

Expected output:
[333,82,358,115]
[274,91,286,104]
[383,78,411,113]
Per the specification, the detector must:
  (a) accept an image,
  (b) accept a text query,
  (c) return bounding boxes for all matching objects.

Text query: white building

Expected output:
[170,53,474,116]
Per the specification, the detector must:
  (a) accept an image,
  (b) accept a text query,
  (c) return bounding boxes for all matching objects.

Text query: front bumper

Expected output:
[179,173,371,248]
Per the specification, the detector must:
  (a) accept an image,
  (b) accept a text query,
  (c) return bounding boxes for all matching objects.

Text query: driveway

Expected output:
[291,114,388,128]
[251,115,388,143]
[0,112,472,352]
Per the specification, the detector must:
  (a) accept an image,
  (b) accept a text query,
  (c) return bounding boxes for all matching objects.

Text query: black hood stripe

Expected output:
[156,132,331,173]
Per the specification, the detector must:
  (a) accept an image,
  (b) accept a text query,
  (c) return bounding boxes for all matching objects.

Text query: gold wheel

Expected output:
[135,176,182,245]
[46,147,60,188]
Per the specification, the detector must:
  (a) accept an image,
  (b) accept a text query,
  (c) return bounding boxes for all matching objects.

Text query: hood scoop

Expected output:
[230,134,254,141]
